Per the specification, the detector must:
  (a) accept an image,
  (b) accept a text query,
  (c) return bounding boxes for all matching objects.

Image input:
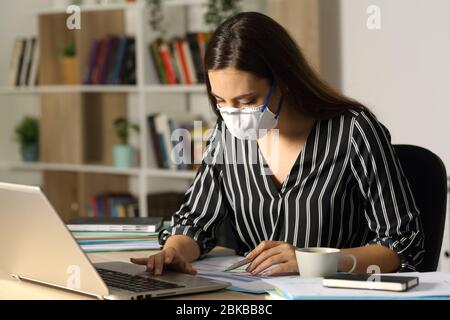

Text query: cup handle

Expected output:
[342,254,357,273]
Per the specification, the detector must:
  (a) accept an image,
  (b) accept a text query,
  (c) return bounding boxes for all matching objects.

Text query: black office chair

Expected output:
[394,145,447,272]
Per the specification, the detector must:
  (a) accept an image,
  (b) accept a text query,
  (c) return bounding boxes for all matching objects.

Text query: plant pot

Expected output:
[59,57,80,85]
[113,144,134,168]
[21,143,39,162]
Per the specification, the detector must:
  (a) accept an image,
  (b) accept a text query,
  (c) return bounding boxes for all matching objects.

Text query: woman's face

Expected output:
[208,68,276,110]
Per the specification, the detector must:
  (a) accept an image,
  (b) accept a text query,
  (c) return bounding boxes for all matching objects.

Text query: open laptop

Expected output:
[0,182,230,300]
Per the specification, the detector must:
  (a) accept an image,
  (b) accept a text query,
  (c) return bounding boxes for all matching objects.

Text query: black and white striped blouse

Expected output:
[159,109,425,272]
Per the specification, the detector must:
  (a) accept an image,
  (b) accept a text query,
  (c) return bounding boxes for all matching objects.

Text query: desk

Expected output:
[0,247,266,300]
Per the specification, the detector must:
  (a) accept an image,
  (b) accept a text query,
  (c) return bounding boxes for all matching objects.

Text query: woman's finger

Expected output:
[153,252,165,275]
[164,248,176,264]
[184,262,198,275]
[246,241,283,260]
[146,255,154,272]
[247,245,284,272]
[251,253,285,275]
[130,255,155,272]
[260,263,290,276]
[130,257,148,265]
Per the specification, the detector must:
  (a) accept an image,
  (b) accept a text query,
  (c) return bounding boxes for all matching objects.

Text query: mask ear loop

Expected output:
[274,93,286,119]
[261,80,276,113]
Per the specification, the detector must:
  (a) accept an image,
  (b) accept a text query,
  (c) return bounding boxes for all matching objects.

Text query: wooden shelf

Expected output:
[164,0,207,6]
[0,85,138,94]
[2,162,197,179]
[0,85,206,95]
[5,162,140,176]
[36,2,145,15]
[35,0,207,15]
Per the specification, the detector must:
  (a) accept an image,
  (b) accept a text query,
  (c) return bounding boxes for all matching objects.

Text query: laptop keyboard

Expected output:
[96,268,184,293]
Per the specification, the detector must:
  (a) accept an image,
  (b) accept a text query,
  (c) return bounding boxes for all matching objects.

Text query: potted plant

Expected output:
[145,0,242,33]
[204,0,242,30]
[113,117,140,168]
[59,41,79,84]
[14,116,39,162]
[146,0,166,36]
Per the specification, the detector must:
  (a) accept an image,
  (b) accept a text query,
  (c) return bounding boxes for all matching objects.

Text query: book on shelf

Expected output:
[28,38,40,86]
[120,37,137,85]
[147,113,211,171]
[149,38,168,84]
[148,32,212,85]
[84,35,136,85]
[86,193,138,218]
[7,37,39,87]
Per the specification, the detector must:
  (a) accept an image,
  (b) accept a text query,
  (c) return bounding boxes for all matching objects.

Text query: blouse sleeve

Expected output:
[158,122,229,258]
[350,110,425,272]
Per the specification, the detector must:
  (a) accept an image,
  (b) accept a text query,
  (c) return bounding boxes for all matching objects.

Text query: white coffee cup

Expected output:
[295,247,357,278]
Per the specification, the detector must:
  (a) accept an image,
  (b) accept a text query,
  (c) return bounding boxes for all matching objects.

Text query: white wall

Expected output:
[0,0,52,185]
[339,0,450,271]
[340,0,450,169]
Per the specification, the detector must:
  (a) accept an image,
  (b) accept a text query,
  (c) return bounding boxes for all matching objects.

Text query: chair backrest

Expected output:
[394,145,447,272]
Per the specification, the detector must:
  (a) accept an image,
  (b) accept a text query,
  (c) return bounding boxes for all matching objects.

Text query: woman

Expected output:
[131,12,424,276]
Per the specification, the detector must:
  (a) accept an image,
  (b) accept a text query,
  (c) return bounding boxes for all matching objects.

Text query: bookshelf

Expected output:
[1,161,197,178]
[0,84,206,94]
[0,0,214,221]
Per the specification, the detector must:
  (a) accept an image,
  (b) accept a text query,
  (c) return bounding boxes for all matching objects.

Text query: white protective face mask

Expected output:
[217,81,283,140]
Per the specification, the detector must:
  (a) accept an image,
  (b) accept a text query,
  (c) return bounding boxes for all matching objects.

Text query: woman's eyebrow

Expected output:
[211,92,256,100]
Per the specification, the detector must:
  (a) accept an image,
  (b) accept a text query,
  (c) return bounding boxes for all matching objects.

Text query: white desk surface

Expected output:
[0,247,266,300]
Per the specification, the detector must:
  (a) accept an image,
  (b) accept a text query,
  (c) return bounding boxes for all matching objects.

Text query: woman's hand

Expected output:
[245,240,298,276]
[130,247,197,276]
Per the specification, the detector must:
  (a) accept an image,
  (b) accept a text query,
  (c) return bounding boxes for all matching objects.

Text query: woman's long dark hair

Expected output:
[204,12,366,119]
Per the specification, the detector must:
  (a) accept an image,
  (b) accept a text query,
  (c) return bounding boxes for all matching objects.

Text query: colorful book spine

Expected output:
[15,39,26,86]
[176,38,191,84]
[28,38,39,86]
[8,38,24,86]
[111,36,127,85]
[91,38,107,85]
[149,39,168,84]
[159,42,177,85]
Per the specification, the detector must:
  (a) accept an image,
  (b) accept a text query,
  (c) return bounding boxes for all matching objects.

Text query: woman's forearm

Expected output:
[339,244,401,274]
[163,235,201,262]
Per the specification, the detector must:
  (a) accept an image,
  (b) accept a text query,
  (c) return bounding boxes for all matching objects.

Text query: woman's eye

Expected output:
[242,99,256,106]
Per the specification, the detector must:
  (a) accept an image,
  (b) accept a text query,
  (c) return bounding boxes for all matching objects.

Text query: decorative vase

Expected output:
[113,144,134,168]
[59,57,80,84]
[21,143,39,162]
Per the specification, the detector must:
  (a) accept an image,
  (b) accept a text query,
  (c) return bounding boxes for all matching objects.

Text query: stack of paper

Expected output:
[73,231,161,252]
[67,217,163,232]
[263,272,450,300]
[191,255,276,294]
[70,221,171,252]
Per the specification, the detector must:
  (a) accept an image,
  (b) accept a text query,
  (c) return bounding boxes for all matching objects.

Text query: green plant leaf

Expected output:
[113,117,140,145]
[61,42,76,57]
[14,116,39,146]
